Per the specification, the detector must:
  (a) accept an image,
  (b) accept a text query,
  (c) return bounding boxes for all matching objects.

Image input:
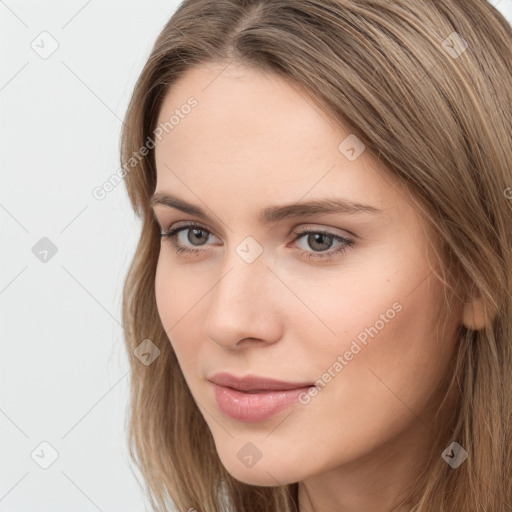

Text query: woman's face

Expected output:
[152,61,463,488]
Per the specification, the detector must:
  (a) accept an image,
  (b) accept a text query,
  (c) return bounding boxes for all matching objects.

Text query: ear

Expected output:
[462,293,490,330]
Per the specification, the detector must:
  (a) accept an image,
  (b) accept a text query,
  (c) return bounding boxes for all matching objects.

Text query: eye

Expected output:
[159,222,355,260]
[288,227,355,260]
[160,222,219,255]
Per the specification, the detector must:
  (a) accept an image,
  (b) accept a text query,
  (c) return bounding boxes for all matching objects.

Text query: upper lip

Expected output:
[208,372,314,392]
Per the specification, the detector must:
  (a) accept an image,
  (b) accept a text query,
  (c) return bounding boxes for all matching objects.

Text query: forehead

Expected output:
[153,62,411,223]
[155,61,340,162]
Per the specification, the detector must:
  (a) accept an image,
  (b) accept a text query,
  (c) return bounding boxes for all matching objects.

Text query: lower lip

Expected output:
[212,383,312,422]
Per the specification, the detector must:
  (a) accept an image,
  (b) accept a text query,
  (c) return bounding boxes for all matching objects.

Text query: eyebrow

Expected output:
[150,191,382,223]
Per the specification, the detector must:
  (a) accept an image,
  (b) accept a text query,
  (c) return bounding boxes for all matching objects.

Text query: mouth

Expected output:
[208,372,315,422]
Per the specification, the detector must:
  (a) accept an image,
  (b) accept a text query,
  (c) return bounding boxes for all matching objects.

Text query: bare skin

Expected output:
[151,61,484,512]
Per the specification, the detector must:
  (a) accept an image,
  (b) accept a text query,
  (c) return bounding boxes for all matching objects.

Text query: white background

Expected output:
[1,1,511,511]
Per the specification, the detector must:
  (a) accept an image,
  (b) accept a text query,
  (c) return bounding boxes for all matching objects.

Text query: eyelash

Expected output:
[159,222,355,261]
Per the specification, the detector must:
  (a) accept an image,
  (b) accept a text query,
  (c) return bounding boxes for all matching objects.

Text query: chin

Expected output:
[228,467,295,487]
[217,451,303,487]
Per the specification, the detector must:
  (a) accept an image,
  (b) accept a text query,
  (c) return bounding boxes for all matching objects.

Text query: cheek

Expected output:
[154,256,201,366]
[314,273,456,425]
[155,253,206,325]
[293,244,456,409]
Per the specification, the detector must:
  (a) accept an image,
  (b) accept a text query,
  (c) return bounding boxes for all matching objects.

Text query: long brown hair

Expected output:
[120,1,512,510]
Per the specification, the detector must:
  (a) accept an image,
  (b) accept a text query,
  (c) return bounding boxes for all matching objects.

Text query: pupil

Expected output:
[189,228,208,246]
[309,233,332,251]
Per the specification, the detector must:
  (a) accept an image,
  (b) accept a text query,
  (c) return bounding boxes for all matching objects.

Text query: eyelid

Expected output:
[287,224,355,242]
[164,220,222,240]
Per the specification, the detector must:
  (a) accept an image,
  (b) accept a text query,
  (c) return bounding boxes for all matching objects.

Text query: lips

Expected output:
[208,372,316,422]
[208,371,314,392]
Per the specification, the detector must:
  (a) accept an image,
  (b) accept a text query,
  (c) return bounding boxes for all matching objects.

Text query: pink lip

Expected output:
[208,372,314,422]
[208,372,313,391]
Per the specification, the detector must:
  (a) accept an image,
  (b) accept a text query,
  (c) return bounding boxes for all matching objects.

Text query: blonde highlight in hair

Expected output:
[121,1,512,510]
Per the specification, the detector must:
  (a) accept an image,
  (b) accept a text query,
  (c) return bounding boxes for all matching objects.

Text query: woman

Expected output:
[120,1,512,510]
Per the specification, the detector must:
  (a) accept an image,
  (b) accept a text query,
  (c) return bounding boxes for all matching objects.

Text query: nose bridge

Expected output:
[203,242,281,347]
[216,233,271,303]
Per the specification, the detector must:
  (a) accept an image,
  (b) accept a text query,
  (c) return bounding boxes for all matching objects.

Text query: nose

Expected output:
[202,250,283,350]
